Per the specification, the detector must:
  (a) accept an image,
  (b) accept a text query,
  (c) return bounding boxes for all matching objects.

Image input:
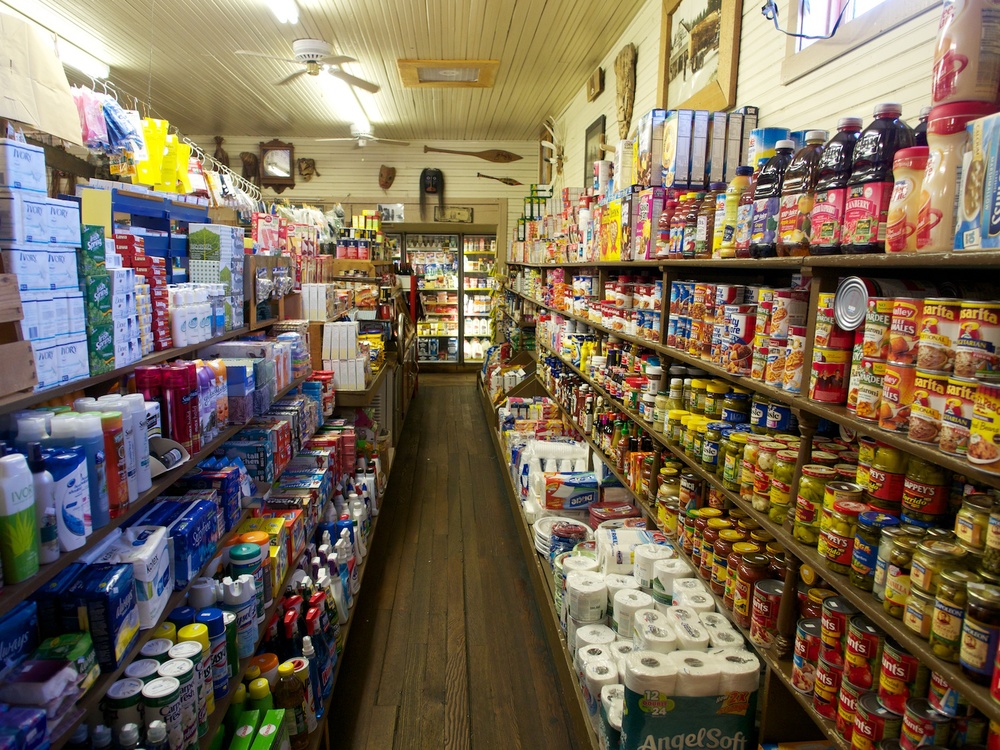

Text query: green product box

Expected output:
[249,709,289,750]
[84,274,113,327]
[35,631,99,691]
[79,225,106,275]
[87,323,114,374]
[229,709,261,750]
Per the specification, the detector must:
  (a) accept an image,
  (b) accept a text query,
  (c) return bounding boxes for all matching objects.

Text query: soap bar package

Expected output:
[0,188,48,245]
[67,564,140,671]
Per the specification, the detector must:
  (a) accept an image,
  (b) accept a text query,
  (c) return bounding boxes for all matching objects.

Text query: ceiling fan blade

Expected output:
[321,55,356,65]
[235,50,299,64]
[276,69,308,86]
[327,67,380,93]
[372,137,411,146]
[314,137,360,142]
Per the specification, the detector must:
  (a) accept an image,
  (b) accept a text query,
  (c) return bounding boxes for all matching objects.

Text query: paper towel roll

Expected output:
[575,623,616,654]
[567,571,608,622]
[633,543,676,588]
[585,659,620,720]
[623,651,678,695]
[653,558,695,598]
[612,589,654,637]
[665,608,711,651]
[699,612,732,632]
[666,651,722,697]
[605,573,640,611]
[631,609,678,654]
[717,650,761,694]
[708,628,744,650]
[674,590,716,613]
[575,644,611,684]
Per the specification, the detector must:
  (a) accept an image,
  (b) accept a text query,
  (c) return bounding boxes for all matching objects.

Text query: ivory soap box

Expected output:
[0,139,46,193]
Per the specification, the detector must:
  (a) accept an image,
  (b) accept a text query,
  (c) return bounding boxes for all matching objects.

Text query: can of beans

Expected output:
[749,579,783,648]
[105,678,145,736]
[940,374,978,456]
[899,698,951,750]
[880,362,917,433]
[889,298,924,365]
[822,596,860,652]
[853,692,904,750]
[908,369,949,445]
[927,671,969,718]
[846,615,885,690]
[814,650,844,719]
[838,677,866,741]
[792,618,823,694]
[879,638,930,715]
[141,676,183,750]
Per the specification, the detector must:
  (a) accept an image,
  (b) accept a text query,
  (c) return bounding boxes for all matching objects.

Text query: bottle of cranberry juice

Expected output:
[777,130,828,257]
[749,140,795,258]
[809,117,863,255]
[843,102,914,254]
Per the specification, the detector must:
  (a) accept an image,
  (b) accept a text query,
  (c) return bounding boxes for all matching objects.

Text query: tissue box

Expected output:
[45,198,81,246]
[0,188,48,244]
[97,525,173,628]
[0,139,46,192]
[2,246,50,290]
[67,564,140,671]
[0,601,40,674]
[132,500,219,590]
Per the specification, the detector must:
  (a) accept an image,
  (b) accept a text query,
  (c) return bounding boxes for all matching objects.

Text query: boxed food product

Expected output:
[956,111,1000,249]
[662,110,694,188]
[635,109,667,187]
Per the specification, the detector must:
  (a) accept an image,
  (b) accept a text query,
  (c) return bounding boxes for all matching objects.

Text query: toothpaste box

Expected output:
[48,247,79,289]
[0,188,48,244]
[2,246,50,290]
[0,139,46,193]
[79,225,106,275]
[262,492,315,561]
[67,564,140,671]
[45,198,81,246]
[96,525,173,628]
[0,601,40,675]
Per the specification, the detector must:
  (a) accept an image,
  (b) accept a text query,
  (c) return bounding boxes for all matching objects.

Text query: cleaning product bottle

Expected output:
[44,448,91,551]
[170,288,188,348]
[145,720,169,750]
[301,637,323,719]
[0,452,38,583]
[335,534,354,607]
[274,662,310,748]
[304,609,333,699]
[246,677,273,713]
[26,443,58,564]
[72,414,109,530]
[100,411,129,518]
[91,725,112,750]
[222,574,257,658]
[749,140,796,258]
[290,655,318,729]
[117,723,139,750]
[198,289,213,343]
[810,116,864,254]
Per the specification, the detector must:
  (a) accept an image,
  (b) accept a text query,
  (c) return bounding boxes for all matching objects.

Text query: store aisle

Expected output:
[329,375,582,750]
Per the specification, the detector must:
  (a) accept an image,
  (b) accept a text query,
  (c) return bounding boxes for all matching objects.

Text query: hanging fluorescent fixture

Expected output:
[55,36,110,79]
[268,0,299,25]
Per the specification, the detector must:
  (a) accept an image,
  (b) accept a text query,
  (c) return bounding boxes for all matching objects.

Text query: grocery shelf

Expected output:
[418,333,459,338]
[464,288,496,292]
[336,357,394,407]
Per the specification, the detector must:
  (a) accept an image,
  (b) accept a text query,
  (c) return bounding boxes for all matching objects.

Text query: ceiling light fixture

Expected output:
[55,36,110,79]
[321,72,381,126]
[268,0,299,25]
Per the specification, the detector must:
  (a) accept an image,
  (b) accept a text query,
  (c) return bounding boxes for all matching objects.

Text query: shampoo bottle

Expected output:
[0,452,39,582]
[44,448,91,550]
[72,415,110,530]
[26,443,58,564]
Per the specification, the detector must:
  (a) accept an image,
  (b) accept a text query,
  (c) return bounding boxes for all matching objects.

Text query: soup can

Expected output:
[839,677,866,741]
[141,676,183,750]
[822,596,860,652]
[749,579,783,648]
[723,305,755,376]
[888,298,924,365]
[879,638,930,715]
[908,369,949,444]
[846,615,885,690]
[927,671,968,718]
[853,692,904,750]
[916,298,961,372]
[765,336,789,387]
[814,651,844,720]
[969,380,1000,475]
[106,677,145,736]
[900,698,951,750]
[783,326,808,393]
[792,618,823,694]
[940,375,978,456]
[879,362,917,432]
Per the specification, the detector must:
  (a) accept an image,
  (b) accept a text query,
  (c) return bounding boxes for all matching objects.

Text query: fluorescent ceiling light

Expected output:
[56,36,109,79]
[268,0,299,24]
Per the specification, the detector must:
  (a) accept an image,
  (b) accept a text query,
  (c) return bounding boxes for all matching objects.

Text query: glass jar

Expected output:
[666,409,689,445]
[690,379,708,415]
[704,381,729,419]
[811,450,840,468]
[712,529,747,595]
[723,432,748,491]
[682,508,699,557]
[693,422,708,463]
[960,583,1000,684]
[901,457,950,528]
[750,395,770,435]
[884,536,919,619]
[659,498,681,538]
[741,435,767,502]
[722,390,750,424]
[836,463,859,482]
[657,467,681,499]
[802,587,836,619]
[931,568,981,663]
[749,529,773,546]
[724,541,762,611]
[910,539,968,596]
[768,449,798,522]
[851,511,900,591]
[765,540,786,579]
[680,415,695,454]
[794,465,837,547]
[823,500,867,575]
[692,508,723,569]
[702,421,726,473]
[865,442,908,509]
[753,441,784,512]
[903,586,935,638]
[956,494,994,551]
[734,552,770,628]
[654,390,671,429]
[985,507,1000,576]
[701,517,734,581]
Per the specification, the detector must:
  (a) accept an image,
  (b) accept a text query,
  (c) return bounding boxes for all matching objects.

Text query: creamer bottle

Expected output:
[719,166,753,258]
[932,0,1000,105]
[777,130,828,257]
[0,452,38,583]
[886,147,930,252]
[810,117,863,254]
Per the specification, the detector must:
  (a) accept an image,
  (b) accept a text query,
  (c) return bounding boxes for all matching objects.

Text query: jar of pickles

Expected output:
[822,500,867,575]
[702,422,726,473]
[901,457,950,528]
[884,535,919,618]
[956,494,994,551]
[705,381,728,418]
[750,395,769,435]
[769,448,798,517]
[666,409,689,445]
[794,465,837,547]
[930,569,982,662]
[910,539,968,596]
[690,379,708,414]
[722,389,750,424]
[903,586,935,638]
[741,435,768,503]
[723,432,748,491]
[681,414,696,454]
[693,421,707,461]
[850,512,900,591]
[984,507,1000,576]
[725,541,762,611]
[754,442,784,513]
[712,529,747,595]
[866,442,908,511]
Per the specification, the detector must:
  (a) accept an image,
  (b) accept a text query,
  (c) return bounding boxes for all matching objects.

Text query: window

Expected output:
[797,0,893,50]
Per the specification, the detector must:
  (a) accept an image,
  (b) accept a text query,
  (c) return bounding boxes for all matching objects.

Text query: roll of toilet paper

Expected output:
[623,651,678,695]
[631,609,677,654]
[574,643,611,684]
[575,623,616,654]
[632,543,675,588]
[653,599,672,616]
[601,683,625,716]
[612,589,654,637]
[604,573,640,611]
[674,590,716,613]
[607,641,635,682]
[653,557,695,598]
[563,554,600,575]
[664,605,698,626]
[699,612,732,632]
[672,577,707,595]
[717,650,761,694]
[608,702,623,733]
[600,683,625,750]
[567,571,608,622]
[585,660,620,720]
[708,627,744,651]
[666,651,722,697]
[665,607,711,651]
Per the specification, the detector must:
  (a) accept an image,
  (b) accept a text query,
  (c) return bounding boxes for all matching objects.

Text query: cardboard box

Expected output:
[0,188,48,245]
[86,324,115,375]
[79,225,106,275]
[0,139,46,193]
[710,112,728,183]
[635,109,667,187]
[662,110,693,188]
[726,112,744,174]
[249,709,290,750]
[957,111,1000,249]
[84,275,113,326]
[635,187,666,260]
[2,246,49,289]
[690,110,710,189]
[48,247,79,290]
[45,198,81,246]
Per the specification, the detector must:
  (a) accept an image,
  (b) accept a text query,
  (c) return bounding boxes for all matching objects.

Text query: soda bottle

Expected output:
[809,117,864,254]
[734,164,762,258]
[777,130,828,257]
[843,103,914,254]
[682,191,705,259]
[695,183,725,258]
[719,166,753,258]
[749,140,796,258]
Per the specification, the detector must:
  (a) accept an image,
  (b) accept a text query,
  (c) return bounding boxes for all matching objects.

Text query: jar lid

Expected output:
[807,587,836,604]
[706,382,729,394]
[967,582,1000,609]
[941,568,982,588]
[659,467,680,476]
[697,422,708,433]
[812,450,839,464]
[735,165,754,176]
[837,116,864,130]
[707,421,729,430]
[729,433,749,445]
[833,500,867,516]
[893,146,930,171]
[858,511,900,530]
[707,518,733,530]
[766,541,785,555]
[719,529,746,542]
[965,494,995,512]
[760,442,784,453]
[668,409,690,418]
[700,508,724,519]
[691,379,707,389]
[891,536,920,552]
[801,464,837,479]
[733,542,762,555]
[928,102,997,135]
[742,553,770,567]
[749,530,774,544]
[917,539,968,561]
[776,449,799,462]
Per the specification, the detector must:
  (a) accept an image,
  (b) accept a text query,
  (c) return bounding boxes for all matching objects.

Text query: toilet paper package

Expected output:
[651,557,695,602]
[664,607,711,651]
[608,640,635,681]
[574,644,611,687]
[93,525,173,628]
[573,623,616,655]
[631,609,677,654]
[604,574,640,611]
[130,500,219,590]
[622,651,678,695]
[566,571,607,623]
[597,527,668,575]
[666,651,722,696]
[632,543,675,588]
[612,589,653,637]
[674,589,716,614]
[584,660,619,725]
[599,684,625,750]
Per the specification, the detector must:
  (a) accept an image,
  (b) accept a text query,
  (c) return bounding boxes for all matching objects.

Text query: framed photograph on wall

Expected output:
[584,115,606,187]
[658,0,741,111]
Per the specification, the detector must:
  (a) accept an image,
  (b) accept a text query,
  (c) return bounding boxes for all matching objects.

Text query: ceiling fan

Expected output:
[317,123,410,148]
[235,38,380,93]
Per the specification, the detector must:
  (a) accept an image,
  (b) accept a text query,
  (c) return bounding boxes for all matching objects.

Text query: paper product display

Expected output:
[583,659,619,726]
[566,570,608,622]
[612,589,653,638]
[631,608,678,654]
[632,542,675,588]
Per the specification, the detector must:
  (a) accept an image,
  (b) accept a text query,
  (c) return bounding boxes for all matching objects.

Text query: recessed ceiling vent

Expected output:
[398,59,499,88]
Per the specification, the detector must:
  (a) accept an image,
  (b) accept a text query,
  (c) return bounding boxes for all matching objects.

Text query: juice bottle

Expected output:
[670,193,692,258]
[695,184,725,258]
[843,103,914,254]
[719,166,753,258]
[734,162,763,258]
[274,662,309,748]
[777,130,828,257]
[913,106,931,147]
[682,191,705,259]
[711,188,727,257]
[749,140,795,258]
[810,117,864,254]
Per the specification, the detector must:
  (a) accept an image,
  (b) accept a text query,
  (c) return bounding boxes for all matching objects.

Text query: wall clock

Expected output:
[259,139,295,192]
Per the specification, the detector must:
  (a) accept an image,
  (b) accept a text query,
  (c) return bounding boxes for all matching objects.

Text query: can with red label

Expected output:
[899,698,951,750]
[815,650,844,720]
[888,298,924,365]
[879,638,930,715]
[927,671,969,718]
[846,615,885,690]
[792,618,823,694]
[853,692,904,750]
[838,677,866,741]
[822,596,860,652]
[749,579,783,648]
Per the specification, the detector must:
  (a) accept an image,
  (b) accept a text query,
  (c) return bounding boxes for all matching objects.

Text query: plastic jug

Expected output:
[749,140,796,258]
[777,130,828,257]
[810,117,864,254]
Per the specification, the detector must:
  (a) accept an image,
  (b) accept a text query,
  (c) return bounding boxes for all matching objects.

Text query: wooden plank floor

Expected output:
[328,375,580,750]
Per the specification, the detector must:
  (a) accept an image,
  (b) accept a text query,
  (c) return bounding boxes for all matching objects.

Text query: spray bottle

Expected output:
[26,443,58,564]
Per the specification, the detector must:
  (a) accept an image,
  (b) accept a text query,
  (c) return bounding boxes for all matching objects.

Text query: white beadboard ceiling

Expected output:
[8,0,647,140]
